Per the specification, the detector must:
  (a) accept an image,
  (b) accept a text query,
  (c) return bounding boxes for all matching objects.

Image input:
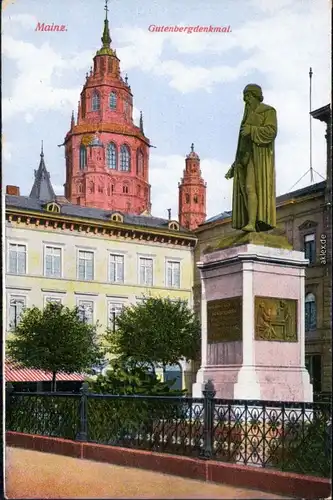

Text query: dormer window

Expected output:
[45,202,61,213]
[92,91,100,111]
[111,213,123,223]
[168,221,180,231]
[109,92,117,109]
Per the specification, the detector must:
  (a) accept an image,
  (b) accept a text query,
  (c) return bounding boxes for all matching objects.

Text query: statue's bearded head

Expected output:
[243,84,263,110]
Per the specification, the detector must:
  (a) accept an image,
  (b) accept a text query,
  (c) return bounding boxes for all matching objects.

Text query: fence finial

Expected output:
[80,381,89,394]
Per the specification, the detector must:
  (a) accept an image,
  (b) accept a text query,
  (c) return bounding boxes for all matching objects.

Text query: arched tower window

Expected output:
[120,145,131,171]
[92,91,100,111]
[107,143,117,169]
[109,92,117,109]
[305,293,317,332]
[123,184,129,194]
[80,146,87,169]
[136,149,144,175]
[193,194,198,203]
[185,194,190,204]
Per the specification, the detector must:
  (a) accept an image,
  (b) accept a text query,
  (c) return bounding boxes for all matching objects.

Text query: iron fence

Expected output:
[6,381,331,478]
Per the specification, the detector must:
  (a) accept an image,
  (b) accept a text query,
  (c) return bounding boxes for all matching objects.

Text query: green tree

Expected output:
[7,302,103,391]
[105,296,201,368]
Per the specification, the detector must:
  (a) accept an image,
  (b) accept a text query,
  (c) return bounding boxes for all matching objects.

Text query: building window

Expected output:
[304,233,316,264]
[166,261,181,288]
[120,145,130,171]
[77,300,94,324]
[8,243,26,275]
[163,363,182,391]
[139,257,153,286]
[136,149,144,175]
[44,297,62,306]
[107,143,117,169]
[305,292,316,331]
[109,92,117,109]
[305,354,322,393]
[109,254,124,283]
[8,296,26,330]
[185,194,190,203]
[92,91,100,111]
[80,146,87,169]
[193,195,198,203]
[123,184,129,194]
[108,302,123,332]
[77,250,94,281]
[44,246,61,278]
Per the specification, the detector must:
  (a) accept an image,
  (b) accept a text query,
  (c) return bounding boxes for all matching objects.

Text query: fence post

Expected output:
[200,379,216,460]
[6,382,14,414]
[77,382,89,442]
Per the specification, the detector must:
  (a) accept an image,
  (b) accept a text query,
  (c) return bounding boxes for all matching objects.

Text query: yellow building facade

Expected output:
[5,184,197,389]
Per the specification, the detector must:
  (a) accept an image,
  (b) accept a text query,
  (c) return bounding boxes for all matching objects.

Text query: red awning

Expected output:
[5,362,86,383]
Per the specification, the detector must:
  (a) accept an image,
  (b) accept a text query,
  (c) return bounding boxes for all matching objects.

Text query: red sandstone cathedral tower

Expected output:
[178,144,206,230]
[63,3,151,214]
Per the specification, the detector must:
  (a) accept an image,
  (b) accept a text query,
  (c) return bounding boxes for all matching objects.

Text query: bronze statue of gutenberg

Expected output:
[225,84,278,232]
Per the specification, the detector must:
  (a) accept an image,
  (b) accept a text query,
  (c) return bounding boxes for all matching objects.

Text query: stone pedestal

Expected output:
[192,233,313,402]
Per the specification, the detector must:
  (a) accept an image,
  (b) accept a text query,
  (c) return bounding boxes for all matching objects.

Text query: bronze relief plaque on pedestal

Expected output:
[207,297,242,343]
[255,296,298,342]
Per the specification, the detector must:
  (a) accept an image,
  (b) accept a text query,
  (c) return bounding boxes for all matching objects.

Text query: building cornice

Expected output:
[194,189,325,233]
[66,123,150,146]
[6,207,197,249]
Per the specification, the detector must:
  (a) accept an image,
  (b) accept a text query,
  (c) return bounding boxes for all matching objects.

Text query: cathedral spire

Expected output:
[96,0,113,55]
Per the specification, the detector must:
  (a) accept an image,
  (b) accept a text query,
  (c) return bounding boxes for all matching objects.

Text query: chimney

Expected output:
[6,185,20,196]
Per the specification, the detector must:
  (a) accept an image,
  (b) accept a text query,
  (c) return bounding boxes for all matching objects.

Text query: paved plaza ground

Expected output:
[5,447,290,499]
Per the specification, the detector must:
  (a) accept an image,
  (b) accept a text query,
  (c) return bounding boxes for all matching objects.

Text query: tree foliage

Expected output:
[104,296,201,366]
[88,358,185,396]
[6,303,103,391]
[87,358,186,445]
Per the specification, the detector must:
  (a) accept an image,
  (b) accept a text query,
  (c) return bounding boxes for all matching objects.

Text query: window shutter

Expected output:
[53,254,61,277]
[9,249,17,273]
[17,251,26,274]
[167,263,172,287]
[109,259,115,282]
[174,263,180,288]
[45,254,52,275]
[140,261,145,284]
[9,302,16,328]
[117,256,124,282]
[147,260,153,285]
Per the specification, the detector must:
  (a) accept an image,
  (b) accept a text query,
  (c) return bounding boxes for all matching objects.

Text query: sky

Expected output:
[2,0,331,220]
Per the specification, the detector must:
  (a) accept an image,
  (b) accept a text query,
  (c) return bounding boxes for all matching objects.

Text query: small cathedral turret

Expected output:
[29,141,56,202]
[178,143,206,230]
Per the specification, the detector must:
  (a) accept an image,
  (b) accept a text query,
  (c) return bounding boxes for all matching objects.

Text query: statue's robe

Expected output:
[232,103,277,231]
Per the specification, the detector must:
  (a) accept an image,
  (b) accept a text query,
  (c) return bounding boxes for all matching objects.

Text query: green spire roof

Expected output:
[96,0,115,56]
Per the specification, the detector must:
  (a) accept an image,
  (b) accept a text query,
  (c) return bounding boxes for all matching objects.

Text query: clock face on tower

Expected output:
[81,134,94,147]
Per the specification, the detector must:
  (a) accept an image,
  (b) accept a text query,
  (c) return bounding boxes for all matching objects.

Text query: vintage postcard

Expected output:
[3,0,331,498]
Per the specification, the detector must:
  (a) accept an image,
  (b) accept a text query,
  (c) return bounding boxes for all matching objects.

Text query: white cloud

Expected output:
[2,140,13,162]
[133,106,141,126]
[2,15,92,122]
